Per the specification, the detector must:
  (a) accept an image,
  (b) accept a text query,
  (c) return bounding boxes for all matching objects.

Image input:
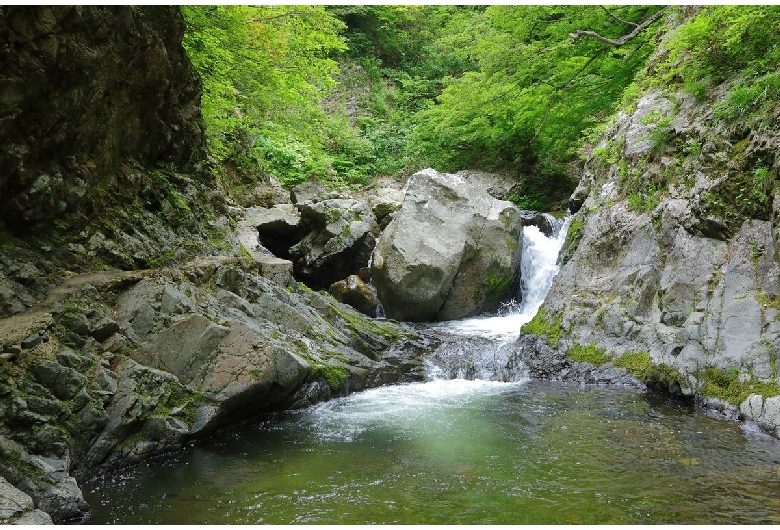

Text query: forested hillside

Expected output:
[3,6,780,524]
[180,5,666,210]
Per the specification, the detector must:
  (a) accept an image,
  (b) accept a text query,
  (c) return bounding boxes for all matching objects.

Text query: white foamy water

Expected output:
[301,378,525,443]
[423,217,569,381]
[432,218,569,340]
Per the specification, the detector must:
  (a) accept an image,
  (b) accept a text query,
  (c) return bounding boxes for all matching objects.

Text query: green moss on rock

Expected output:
[312,363,350,390]
[521,307,563,347]
[567,342,609,365]
[614,351,653,380]
[701,367,780,406]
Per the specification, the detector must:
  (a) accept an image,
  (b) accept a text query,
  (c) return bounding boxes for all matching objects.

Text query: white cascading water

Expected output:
[424,215,570,381]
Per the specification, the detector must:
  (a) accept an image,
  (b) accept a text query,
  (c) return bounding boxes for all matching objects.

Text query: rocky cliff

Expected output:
[0,6,204,231]
[519,8,780,438]
[0,6,233,319]
[0,7,429,524]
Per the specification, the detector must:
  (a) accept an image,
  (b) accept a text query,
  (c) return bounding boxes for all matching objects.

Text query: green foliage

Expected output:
[646,116,675,159]
[614,351,653,380]
[658,6,780,130]
[701,367,780,406]
[648,363,684,390]
[567,342,609,366]
[626,183,660,213]
[521,307,563,347]
[411,6,663,178]
[699,164,774,237]
[661,6,780,83]
[181,6,346,185]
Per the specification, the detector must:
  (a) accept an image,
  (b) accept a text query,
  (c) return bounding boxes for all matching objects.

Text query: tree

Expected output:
[411,5,666,204]
[181,6,345,184]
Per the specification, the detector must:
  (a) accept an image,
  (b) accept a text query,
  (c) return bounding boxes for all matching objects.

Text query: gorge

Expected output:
[2,5,780,524]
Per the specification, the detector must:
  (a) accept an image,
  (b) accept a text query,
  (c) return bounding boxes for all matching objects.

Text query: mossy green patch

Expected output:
[521,307,563,347]
[614,351,653,380]
[485,271,513,302]
[567,342,609,365]
[559,217,584,264]
[330,300,414,342]
[701,367,780,406]
[648,363,684,390]
[158,385,205,426]
[311,363,350,389]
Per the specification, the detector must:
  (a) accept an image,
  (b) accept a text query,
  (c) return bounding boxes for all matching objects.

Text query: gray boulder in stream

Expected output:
[372,168,523,322]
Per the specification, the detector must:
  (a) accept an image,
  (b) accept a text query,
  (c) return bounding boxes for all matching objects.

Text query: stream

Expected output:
[83,220,780,524]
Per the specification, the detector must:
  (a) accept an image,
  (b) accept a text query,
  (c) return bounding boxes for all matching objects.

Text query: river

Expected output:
[82,220,780,524]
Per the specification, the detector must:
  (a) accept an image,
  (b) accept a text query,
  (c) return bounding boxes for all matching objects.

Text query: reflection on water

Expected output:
[84,380,780,525]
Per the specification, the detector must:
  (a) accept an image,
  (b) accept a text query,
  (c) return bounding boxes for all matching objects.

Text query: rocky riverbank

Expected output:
[515,9,780,439]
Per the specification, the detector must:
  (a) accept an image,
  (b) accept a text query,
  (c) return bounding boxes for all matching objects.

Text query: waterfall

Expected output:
[517,214,568,317]
[424,215,569,381]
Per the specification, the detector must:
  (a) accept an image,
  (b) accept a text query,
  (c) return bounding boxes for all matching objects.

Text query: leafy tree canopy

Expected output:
[180,5,779,212]
[411,5,665,178]
[181,5,345,185]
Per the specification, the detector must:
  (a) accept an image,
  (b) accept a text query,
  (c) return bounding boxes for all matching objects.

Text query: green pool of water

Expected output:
[83,379,780,524]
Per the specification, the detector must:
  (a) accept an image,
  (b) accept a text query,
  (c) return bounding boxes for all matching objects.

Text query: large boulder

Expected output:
[372,168,523,322]
[243,204,304,259]
[289,198,380,288]
[236,206,298,286]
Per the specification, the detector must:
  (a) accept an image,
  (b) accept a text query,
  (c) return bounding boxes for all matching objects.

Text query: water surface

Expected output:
[84,379,780,524]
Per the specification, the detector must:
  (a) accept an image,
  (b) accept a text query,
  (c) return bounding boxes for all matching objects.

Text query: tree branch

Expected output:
[569,8,667,47]
[599,6,638,28]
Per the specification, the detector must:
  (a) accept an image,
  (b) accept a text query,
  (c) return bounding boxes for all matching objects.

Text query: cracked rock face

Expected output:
[0,6,204,232]
[289,198,380,289]
[372,168,522,322]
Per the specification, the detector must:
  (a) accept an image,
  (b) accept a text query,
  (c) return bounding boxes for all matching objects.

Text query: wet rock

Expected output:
[287,380,332,409]
[741,394,780,437]
[328,275,380,317]
[34,474,90,523]
[517,210,560,237]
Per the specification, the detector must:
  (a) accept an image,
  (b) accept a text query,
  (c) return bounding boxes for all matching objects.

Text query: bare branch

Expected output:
[569,8,667,47]
[599,6,639,28]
